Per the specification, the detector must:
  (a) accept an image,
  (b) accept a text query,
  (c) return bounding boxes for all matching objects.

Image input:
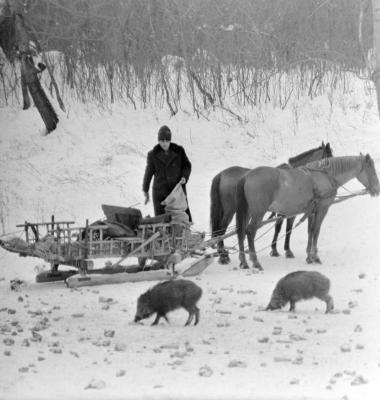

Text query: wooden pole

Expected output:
[84,219,89,259]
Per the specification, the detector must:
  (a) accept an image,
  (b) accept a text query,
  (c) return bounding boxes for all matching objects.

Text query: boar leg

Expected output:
[289,300,296,312]
[184,310,194,326]
[194,307,200,325]
[322,294,334,313]
[152,313,169,325]
[185,306,200,326]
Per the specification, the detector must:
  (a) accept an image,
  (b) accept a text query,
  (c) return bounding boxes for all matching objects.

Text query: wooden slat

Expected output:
[16,221,75,227]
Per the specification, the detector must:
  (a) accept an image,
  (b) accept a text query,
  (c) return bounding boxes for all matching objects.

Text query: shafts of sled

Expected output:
[208,190,368,248]
[333,190,368,204]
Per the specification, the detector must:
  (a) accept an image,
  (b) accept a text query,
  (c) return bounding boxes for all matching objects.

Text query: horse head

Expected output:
[358,154,380,197]
[288,142,334,167]
[322,142,333,158]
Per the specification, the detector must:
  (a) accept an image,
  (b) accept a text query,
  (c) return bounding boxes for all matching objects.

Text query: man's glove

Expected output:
[143,191,150,204]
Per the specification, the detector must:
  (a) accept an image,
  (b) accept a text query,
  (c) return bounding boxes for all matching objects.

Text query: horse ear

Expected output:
[365,153,371,162]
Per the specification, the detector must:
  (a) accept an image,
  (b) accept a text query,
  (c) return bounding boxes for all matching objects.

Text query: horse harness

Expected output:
[296,166,339,224]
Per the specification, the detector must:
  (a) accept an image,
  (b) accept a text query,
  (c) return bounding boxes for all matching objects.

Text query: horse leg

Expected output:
[284,216,296,258]
[236,184,250,269]
[246,217,264,271]
[237,222,248,269]
[217,212,234,264]
[236,175,267,271]
[306,215,316,264]
[270,215,283,257]
[309,207,329,264]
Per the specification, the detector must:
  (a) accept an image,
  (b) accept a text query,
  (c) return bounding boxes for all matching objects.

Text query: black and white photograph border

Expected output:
[1,1,380,399]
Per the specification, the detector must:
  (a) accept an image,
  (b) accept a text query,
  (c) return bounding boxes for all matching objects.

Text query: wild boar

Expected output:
[266,271,334,313]
[134,279,202,326]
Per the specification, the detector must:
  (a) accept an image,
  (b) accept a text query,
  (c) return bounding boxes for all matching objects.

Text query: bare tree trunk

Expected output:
[359,0,369,63]
[21,53,59,133]
[371,0,380,119]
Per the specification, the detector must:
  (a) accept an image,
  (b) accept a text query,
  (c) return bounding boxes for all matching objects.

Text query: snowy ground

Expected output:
[1,78,380,399]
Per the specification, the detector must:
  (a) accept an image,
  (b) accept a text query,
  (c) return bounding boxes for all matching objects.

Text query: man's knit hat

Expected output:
[158,125,172,141]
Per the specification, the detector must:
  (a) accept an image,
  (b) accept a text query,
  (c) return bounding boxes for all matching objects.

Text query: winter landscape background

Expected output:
[0,70,380,400]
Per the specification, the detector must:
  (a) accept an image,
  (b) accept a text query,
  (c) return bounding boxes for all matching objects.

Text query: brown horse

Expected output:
[210,142,333,264]
[236,154,380,271]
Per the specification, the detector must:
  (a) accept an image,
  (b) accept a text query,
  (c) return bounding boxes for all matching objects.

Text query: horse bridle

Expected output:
[359,154,378,194]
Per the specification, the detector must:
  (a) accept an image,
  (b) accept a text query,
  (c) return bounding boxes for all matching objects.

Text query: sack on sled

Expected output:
[161,183,189,224]
[102,204,142,230]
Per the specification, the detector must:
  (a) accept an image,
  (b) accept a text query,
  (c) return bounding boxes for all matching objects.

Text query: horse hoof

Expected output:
[285,250,294,258]
[253,263,263,272]
[240,263,249,270]
[306,255,321,264]
[270,249,280,257]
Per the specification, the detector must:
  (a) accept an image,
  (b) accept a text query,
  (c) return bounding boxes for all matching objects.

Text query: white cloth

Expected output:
[161,183,189,223]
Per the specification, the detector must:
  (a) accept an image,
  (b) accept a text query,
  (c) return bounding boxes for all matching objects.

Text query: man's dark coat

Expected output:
[143,143,192,218]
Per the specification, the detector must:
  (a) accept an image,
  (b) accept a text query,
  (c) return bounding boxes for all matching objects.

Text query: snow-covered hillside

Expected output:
[0,77,380,399]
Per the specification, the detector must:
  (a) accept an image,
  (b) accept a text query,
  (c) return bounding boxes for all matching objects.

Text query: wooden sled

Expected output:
[0,205,215,287]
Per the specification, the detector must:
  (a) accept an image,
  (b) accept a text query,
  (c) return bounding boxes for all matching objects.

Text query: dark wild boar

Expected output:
[266,271,334,313]
[134,279,202,326]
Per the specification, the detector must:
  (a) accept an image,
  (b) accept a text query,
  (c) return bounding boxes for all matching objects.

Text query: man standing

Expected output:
[142,125,192,221]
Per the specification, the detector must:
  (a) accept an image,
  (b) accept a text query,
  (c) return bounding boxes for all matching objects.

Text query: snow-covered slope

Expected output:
[0,77,379,399]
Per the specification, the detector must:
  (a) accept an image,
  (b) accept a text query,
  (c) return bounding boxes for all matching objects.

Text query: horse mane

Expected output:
[303,155,362,176]
[288,145,324,167]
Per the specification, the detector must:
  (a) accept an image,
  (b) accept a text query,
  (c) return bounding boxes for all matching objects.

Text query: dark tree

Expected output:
[0,0,59,133]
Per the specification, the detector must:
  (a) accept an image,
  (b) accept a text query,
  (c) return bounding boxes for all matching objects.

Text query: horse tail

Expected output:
[236,176,248,246]
[210,173,224,238]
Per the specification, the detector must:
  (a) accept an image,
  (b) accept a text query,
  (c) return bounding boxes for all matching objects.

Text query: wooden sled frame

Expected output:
[1,213,213,287]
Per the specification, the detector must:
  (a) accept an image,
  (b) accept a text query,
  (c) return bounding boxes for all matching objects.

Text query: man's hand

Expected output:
[143,191,150,204]
[179,177,186,185]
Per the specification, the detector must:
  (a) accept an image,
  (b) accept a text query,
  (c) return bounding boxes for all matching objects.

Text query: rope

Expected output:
[335,189,368,202]
[338,185,358,195]
[228,216,303,256]
[255,218,303,254]
[207,224,237,239]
